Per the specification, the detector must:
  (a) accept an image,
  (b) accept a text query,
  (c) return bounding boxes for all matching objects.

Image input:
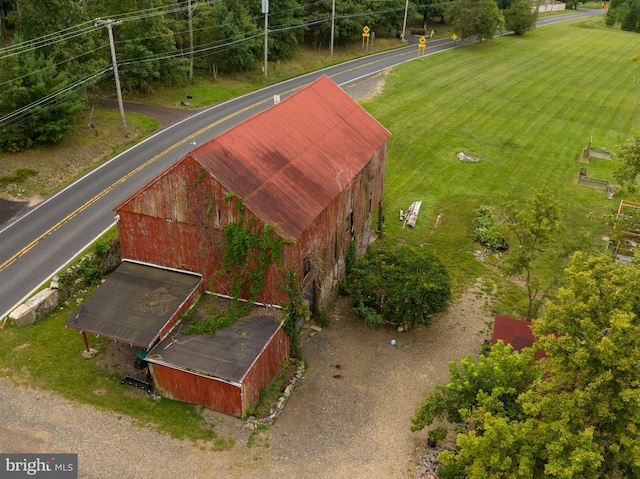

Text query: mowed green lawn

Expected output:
[363,16,640,315]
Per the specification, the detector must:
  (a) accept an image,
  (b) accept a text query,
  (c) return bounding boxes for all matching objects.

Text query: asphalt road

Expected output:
[0,9,603,321]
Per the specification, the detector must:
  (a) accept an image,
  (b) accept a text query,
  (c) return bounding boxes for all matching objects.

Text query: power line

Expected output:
[0,45,109,89]
[0,2,408,133]
[0,68,112,131]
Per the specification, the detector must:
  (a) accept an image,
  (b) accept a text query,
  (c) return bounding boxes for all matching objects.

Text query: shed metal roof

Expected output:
[145,315,282,384]
[188,75,391,238]
[65,261,202,349]
[491,315,535,352]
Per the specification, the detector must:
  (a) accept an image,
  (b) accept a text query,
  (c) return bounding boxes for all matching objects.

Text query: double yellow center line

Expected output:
[0,46,420,274]
[0,99,270,274]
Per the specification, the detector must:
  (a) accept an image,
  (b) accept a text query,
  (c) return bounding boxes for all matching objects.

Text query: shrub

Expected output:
[58,238,121,296]
[472,205,503,250]
[347,243,451,327]
[0,168,38,187]
[314,309,330,328]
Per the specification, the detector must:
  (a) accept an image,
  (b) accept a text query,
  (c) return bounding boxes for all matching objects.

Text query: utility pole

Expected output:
[401,0,409,42]
[262,0,269,79]
[330,0,335,59]
[401,0,409,41]
[188,0,194,81]
[95,19,127,138]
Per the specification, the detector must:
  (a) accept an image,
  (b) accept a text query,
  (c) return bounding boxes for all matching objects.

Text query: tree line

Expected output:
[0,0,408,152]
[1,0,637,154]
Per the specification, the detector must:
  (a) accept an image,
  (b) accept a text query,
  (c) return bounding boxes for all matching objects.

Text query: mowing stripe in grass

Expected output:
[363,17,639,312]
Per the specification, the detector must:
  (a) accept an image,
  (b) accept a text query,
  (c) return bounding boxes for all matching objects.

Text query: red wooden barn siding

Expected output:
[241,325,290,412]
[118,147,385,310]
[284,146,387,310]
[149,362,243,416]
[118,156,237,287]
[148,324,289,417]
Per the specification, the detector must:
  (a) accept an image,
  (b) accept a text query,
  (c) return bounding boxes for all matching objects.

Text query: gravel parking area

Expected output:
[0,285,492,479]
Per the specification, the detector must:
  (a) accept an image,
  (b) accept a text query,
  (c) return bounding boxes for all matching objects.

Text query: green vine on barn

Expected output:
[279,268,308,360]
[184,194,291,335]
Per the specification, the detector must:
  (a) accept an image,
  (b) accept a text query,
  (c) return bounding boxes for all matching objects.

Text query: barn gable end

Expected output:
[117,75,391,309]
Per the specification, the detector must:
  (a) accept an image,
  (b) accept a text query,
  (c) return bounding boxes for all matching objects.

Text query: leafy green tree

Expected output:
[620,0,640,31]
[249,0,305,62]
[417,253,640,478]
[418,0,447,26]
[604,0,640,28]
[303,0,406,50]
[411,341,538,431]
[0,35,85,152]
[348,243,451,327]
[527,252,640,477]
[0,0,103,151]
[503,188,561,319]
[90,0,188,93]
[614,130,640,191]
[192,1,256,76]
[504,0,538,35]
[563,0,585,9]
[446,0,504,44]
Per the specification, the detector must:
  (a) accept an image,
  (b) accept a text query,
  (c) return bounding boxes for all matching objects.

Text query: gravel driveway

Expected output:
[0,286,492,479]
[0,75,492,478]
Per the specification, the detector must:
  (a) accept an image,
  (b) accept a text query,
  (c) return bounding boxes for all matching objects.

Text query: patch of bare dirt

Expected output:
[343,71,388,102]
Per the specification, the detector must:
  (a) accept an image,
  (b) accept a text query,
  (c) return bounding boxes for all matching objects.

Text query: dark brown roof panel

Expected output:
[145,315,282,384]
[65,261,202,349]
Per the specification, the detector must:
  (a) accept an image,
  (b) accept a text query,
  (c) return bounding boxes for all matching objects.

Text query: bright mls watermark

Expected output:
[0,454,77,478]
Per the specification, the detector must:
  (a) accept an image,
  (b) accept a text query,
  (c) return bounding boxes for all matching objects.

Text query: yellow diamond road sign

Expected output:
[419,36,426,45]
[363,25,370,34]
[452,34,457,41]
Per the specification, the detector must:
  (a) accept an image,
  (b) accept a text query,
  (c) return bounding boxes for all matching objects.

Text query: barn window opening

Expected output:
[346,211,354,237]
[303,254,312,278]
[217,208,221,225]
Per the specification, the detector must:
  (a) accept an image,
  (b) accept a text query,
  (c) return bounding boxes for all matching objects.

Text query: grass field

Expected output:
[1,15,638,440]
[363,15,640,315]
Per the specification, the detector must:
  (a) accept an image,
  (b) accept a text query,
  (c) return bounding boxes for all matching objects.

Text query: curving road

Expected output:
[0,9,603,321]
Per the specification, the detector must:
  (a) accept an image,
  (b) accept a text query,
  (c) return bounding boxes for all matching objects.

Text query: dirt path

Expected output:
[0,286,492,479]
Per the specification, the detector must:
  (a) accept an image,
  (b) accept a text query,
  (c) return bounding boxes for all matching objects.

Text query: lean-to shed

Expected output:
[115,75,391,313]
[145,313,288,417]
[65,261,203,349]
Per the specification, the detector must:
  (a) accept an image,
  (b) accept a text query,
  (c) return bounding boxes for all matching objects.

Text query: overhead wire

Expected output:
[0,68,113,132]
[1,1,407,132]
[0,45,110,89]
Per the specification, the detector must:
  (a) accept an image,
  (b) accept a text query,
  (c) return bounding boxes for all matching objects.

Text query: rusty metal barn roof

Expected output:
[189,75,391,239]
[65,261,202,349]
[145,315,282,384]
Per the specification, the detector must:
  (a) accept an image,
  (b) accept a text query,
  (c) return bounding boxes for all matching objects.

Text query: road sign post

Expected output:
[418,36,426,56]
[362,25,370,51]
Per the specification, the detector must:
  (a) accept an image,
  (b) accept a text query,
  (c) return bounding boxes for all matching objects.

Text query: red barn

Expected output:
[116,75,391,312]
[70,75,391,415]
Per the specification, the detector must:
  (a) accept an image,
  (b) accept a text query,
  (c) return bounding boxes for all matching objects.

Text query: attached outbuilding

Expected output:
[65,261,203,349]
[145,314,288,417]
